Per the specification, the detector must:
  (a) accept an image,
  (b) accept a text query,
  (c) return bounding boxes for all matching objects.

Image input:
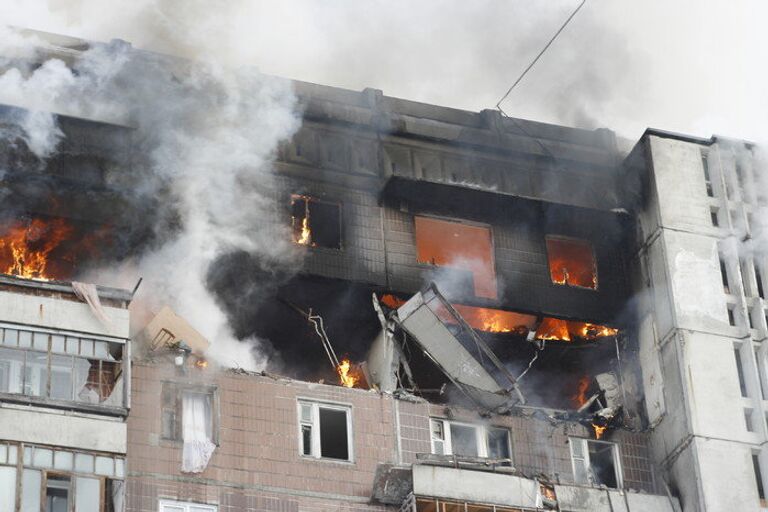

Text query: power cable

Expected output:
[495,0,587,116]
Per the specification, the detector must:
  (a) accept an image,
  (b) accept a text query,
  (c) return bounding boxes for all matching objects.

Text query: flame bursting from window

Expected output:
[546,237,597,289]
[0,218,74,281]
[535,318,619,342]
[379,295,618,342]
[337,358,359,388]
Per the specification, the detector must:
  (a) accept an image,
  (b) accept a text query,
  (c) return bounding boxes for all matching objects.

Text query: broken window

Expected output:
[161,383,217,473]
[298,400,351,461]
[569,437,622,489]
[0,325,125,408]
[159,500,218,512]
[291,194,342,249]
[13,443,124,512]
[161,383,217,442]
[414,216,497,299]
[546,236,597,290]
[430,419,511,463]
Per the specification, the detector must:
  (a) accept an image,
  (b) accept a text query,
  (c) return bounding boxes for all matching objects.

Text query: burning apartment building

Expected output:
[0,27,760,511]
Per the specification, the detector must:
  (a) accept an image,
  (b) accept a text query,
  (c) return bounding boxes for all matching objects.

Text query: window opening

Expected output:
[46,475,71,512]
[291,195,342,249]
[570,438,622,489]
[414,216,497,299]
[754,454,766,505]
[720,257,730,294]
[757,265,765,299]
[728,305,736,327]
[546,237,597,290]
[746,409,755,432]
[298,401,351,461]
[160,500,218,512]
[430,419,511,464]
[757,347,768,400]
[702,152,714,197]
[735,346,749,397]
[711,208,719,227]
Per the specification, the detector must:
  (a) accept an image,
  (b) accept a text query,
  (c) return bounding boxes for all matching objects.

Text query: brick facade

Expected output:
[127,362,657,512]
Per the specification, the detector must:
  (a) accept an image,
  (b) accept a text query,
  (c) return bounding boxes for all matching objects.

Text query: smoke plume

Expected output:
[0,26,301,370]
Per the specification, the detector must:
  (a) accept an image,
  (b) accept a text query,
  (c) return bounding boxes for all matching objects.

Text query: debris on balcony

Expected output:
[139,305,210,354]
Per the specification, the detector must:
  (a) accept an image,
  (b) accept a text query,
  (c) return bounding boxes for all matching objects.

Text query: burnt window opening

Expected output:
[570,438,622,489]
[298,401,351,461]
[702,152,714,197]
[161,383,218,445]
[291,195,342,250]
[414,216,497,299]
[735,346,749,397]
[546,236,597,290]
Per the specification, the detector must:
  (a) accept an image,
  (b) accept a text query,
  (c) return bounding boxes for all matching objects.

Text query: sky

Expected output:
[1,0,766,143]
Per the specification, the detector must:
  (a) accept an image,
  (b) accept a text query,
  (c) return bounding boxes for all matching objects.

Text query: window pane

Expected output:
[21,469,41,512]
[161,506,185,512]
[94,341,109,359]
[74,453,94,473]
[2,328,17,346]
[18,330,32,348]
[23,447,31,465]
[450,424,479,457]
[54,450,74,471]
[440,502,462,512]
[65,337,79,354]
[318,408,349,460]
[80,339,94,357]
[24,351,47,397]
[95,456,114,476]
[74,358,96,403]
[301,424,312,456]
[486,428,511,460]
[75,477,100,512]
[8,445,17,464]
[115,458,125,478]
[50,355,74,401]
[51,335,66,354]
[0,466,16,512]
[0,443,9,464]
[467,505,493,512]
[46,475,71,512]
[32,447,53,468]
[32,332,48,350]
[0,347,24,394]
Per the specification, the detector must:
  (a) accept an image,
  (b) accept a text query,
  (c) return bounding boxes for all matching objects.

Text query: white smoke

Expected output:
[0,27,301,370]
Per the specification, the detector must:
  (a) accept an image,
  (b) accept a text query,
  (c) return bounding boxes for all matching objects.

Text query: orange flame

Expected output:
[296,216,311,245]
[195,358,208,369]
[337,358,358,388]
[592,423,607,439]
[0,218,74,281]
[571,376,591,408]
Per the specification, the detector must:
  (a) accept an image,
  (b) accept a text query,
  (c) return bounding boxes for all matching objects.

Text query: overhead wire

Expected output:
[495,0,588,116]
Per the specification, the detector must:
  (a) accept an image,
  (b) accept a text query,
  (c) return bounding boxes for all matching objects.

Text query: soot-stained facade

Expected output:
[0,29,697,512]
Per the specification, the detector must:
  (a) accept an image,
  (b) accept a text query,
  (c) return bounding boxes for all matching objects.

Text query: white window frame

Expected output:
[297,400,353,462]
[159,499,217,512]
[429,418,512,461]
[569,437,624,489]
